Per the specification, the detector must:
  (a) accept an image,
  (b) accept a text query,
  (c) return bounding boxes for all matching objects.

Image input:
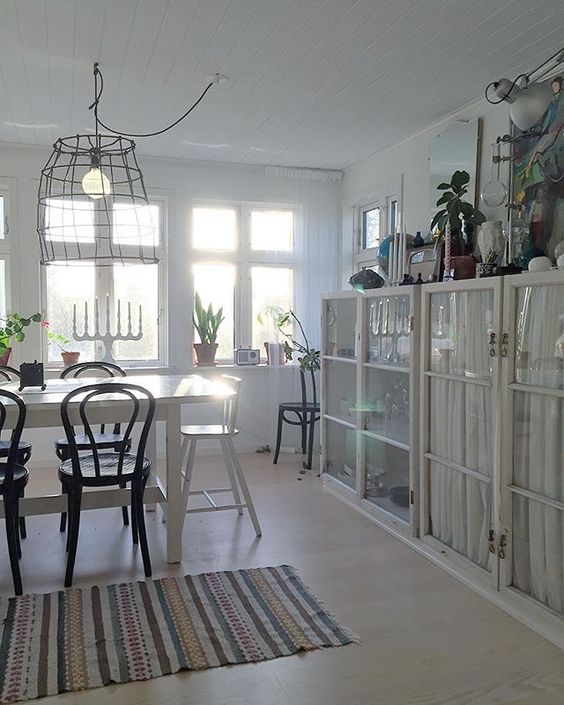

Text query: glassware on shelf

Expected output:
[325,298,357,358]
[368,295,411,366]
[365,373,410,445]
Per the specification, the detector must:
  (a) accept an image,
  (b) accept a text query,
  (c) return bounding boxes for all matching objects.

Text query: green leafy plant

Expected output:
[47,329,72,352]
[257,306,320,372]
[0,312,42,355]
[431,170,486,235]
[193,292,225,344]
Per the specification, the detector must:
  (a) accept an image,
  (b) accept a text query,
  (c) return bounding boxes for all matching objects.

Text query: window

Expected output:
[362,206,380,249]
[356,194,398,269]
[0,184,12,319]
[42,199,166,366]
[191,204,296,362]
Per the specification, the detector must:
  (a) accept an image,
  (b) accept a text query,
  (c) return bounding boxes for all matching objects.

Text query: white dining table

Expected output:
[0,374,234,563]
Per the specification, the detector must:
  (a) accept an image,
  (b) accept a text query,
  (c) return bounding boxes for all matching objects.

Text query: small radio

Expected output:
[235,348,260,365]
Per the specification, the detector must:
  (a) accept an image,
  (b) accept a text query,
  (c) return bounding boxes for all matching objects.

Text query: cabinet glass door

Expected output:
[502,275,564,615]
[322,419,357,490]
[422,281,501,579]
[323,297,357,359]
[367,294,411,368]
[361,289,416,528]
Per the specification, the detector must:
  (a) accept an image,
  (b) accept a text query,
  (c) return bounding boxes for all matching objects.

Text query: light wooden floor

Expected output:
[2,453,564,705]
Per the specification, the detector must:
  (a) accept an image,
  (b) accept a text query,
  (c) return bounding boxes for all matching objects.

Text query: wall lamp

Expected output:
[485,47,564,131]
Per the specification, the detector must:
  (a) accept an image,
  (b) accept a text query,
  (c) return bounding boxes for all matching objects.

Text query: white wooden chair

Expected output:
[180,376,261,536]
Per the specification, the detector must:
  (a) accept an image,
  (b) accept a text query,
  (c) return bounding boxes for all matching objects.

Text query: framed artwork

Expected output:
[511,74,563,260]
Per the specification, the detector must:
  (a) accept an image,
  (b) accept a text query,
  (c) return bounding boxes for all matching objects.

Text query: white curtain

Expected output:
[429,290,493,570]
[260,168,341,455]
[511,284,563,614]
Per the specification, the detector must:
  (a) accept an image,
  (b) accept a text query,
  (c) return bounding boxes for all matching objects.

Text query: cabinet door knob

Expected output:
[489,333,497,357]
[488,529,496,553]
[501,333,509,357]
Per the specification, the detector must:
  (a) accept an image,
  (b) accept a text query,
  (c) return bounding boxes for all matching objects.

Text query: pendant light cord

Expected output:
[88,63,216,139]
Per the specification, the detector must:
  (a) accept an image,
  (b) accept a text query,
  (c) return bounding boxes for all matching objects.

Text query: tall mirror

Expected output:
[428,118,481,223]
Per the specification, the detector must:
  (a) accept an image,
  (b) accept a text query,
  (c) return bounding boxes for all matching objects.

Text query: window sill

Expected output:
[44,364,176,379]
[192,362,299,371]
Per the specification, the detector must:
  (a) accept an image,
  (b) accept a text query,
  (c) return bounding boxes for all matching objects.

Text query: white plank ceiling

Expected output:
[0,0,563,169]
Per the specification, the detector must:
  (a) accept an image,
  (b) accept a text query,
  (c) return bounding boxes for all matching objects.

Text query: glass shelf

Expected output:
[366,294,411,368]
[324,298,357,359]
[363,434,410,523]
[324,359,357,424]
[323,419,357,490]
[362,368,410,446]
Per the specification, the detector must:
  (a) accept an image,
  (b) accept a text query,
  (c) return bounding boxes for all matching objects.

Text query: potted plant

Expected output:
[46,326,81,367]
[0,312,42,366]
[258,307,320,372]
[193,292,225,366]
[431,170,486,253]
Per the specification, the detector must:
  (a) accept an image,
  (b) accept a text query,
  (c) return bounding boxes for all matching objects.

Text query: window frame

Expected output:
[40,194,168,369]
[354,194,398,269]
[190,201,297,361]
[0,180,15,318]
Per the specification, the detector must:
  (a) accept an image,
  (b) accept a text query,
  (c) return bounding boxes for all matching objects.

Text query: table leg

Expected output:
[166,404,183,563]
[146,422,157,512]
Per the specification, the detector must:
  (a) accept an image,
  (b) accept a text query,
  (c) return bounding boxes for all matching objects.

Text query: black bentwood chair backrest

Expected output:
[60,361,126,379]
[60,382,155,483]
[0,389,27,595]
[0,389,26,482]
[0,366,21,383]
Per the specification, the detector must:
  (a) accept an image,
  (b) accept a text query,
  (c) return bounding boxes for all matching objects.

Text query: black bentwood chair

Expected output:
[56,362,130,532]
[0,366,32,539]
[0,388,28,595]
[58,382,155,587]
[273,369,320,470]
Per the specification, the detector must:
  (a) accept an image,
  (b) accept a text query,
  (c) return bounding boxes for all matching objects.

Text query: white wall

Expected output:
[0,143,341,464]
[341,98,512,284]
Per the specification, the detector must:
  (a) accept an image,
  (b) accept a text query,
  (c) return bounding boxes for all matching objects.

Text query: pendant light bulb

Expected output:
[82,165,112,200]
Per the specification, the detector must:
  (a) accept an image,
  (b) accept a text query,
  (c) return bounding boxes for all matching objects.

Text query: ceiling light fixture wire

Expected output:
[89,62,216,138]
[37,63,220,266]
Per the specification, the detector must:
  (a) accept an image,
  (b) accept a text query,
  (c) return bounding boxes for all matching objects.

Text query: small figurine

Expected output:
[399,273,414,286]
[348,269,385,291]
[415,273,425,285]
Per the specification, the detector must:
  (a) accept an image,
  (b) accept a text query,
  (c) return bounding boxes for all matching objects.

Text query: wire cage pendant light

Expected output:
[37,133,157,266]
[37,62,221,266]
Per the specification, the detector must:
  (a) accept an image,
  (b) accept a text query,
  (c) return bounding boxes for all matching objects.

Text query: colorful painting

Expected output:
[512,75,564,260]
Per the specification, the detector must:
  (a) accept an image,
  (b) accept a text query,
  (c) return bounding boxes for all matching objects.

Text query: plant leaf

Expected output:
[451,170,470,189]
[436,192,454,207]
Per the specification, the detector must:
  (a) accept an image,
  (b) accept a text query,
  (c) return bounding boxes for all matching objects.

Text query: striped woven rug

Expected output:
[0,565,356,703]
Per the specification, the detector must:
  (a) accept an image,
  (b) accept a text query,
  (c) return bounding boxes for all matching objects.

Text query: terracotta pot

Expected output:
[193,343,218,366]
[61,351,80,367]
[264,342,285,366]
[0,348,12,366]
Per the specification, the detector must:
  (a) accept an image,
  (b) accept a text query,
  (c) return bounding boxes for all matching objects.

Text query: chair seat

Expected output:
[59,452,151,483]
[279,401,320,411]
[181,424,239,438]
[0,439,32,457]
[55,433,127,450]
[0,463,29,489]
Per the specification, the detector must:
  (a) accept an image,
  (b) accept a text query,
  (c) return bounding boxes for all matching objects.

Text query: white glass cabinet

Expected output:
[499,271,564,623]
[322,270,564,649]
[322,286,420,536]
[420,278,502,586]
